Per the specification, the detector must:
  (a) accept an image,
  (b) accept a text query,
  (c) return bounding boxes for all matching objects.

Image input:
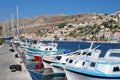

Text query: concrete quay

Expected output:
[0,44,32,80]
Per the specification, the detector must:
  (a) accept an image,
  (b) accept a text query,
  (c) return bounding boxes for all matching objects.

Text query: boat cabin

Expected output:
[38,43,58,51]
[66,49,120,76]
[104,49,120,60]
[65,49,101,67]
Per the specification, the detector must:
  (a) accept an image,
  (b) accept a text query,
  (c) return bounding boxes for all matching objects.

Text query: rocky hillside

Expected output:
[0,12,120,38]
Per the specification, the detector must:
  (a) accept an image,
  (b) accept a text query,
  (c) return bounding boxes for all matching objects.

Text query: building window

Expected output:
[113,67,120,72]
[90,62,96,67]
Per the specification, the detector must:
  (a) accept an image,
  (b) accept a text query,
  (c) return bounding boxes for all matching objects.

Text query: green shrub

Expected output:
[0,39,4,45]
[57,23,66,28]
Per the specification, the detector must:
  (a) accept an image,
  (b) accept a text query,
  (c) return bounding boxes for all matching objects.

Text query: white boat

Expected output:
[27,42,58,51]
[43,44,94,69]
[25,42,64,62]
[50,42,100,74]
[43,42,94,69]
[64,49,120,80]
[42,49,71,68]
[42,55,58,68]
[50,50,84,74]
[17,40,32,53]
[17,39,39,54]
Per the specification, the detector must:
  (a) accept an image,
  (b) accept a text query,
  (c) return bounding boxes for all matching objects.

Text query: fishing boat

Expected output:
[50,42,100,74]
[43,42,94,69]
[42,49,71,69]
[25,42,65,62]
[50,50,83,75]
[64,49,120,80]
[17,39,34,53]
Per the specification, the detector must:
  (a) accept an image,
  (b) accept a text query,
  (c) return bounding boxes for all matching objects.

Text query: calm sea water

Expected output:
[25,41,120,80]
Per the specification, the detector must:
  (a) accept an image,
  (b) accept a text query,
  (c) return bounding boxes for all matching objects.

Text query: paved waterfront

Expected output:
[0,44,32,80]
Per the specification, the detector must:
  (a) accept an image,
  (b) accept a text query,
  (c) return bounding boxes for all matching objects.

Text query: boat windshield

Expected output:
[109,53,120,58]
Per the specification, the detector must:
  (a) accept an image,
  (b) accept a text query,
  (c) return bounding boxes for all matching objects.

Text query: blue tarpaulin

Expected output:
[0,37,14,40]
[63,49,71,54]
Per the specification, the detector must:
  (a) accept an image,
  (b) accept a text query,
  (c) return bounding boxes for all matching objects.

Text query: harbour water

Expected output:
[22,41,120,80]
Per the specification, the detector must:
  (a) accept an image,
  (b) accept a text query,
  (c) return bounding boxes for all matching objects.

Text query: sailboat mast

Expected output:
[3,22,6,37]
[10,14,12,36]
[12,13,15,37]
[16,6,19,39]
[6,18,9,37]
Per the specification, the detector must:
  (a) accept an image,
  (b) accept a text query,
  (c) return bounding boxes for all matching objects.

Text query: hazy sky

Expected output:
[0,0,120,20]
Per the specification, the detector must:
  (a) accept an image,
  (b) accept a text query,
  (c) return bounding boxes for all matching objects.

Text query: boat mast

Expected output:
[6,18,9,37]
[10,14,12,37]
[11,13,15,37]
[3,22,6,38]
[16,6,20,40]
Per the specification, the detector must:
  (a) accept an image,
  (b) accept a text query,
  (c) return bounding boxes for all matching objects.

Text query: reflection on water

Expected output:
[43,68,53,75]
[43,69,66,80]
[34,63,44,70]
[26,61,66,80]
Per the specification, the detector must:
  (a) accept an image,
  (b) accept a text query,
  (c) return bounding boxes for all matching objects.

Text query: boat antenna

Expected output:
[51,26,54,43]
[89,42,94,51]
[93,45,100,50]
[78,44,81,50]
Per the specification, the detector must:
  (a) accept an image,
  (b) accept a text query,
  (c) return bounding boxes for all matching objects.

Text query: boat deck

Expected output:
[0,44,32,80]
